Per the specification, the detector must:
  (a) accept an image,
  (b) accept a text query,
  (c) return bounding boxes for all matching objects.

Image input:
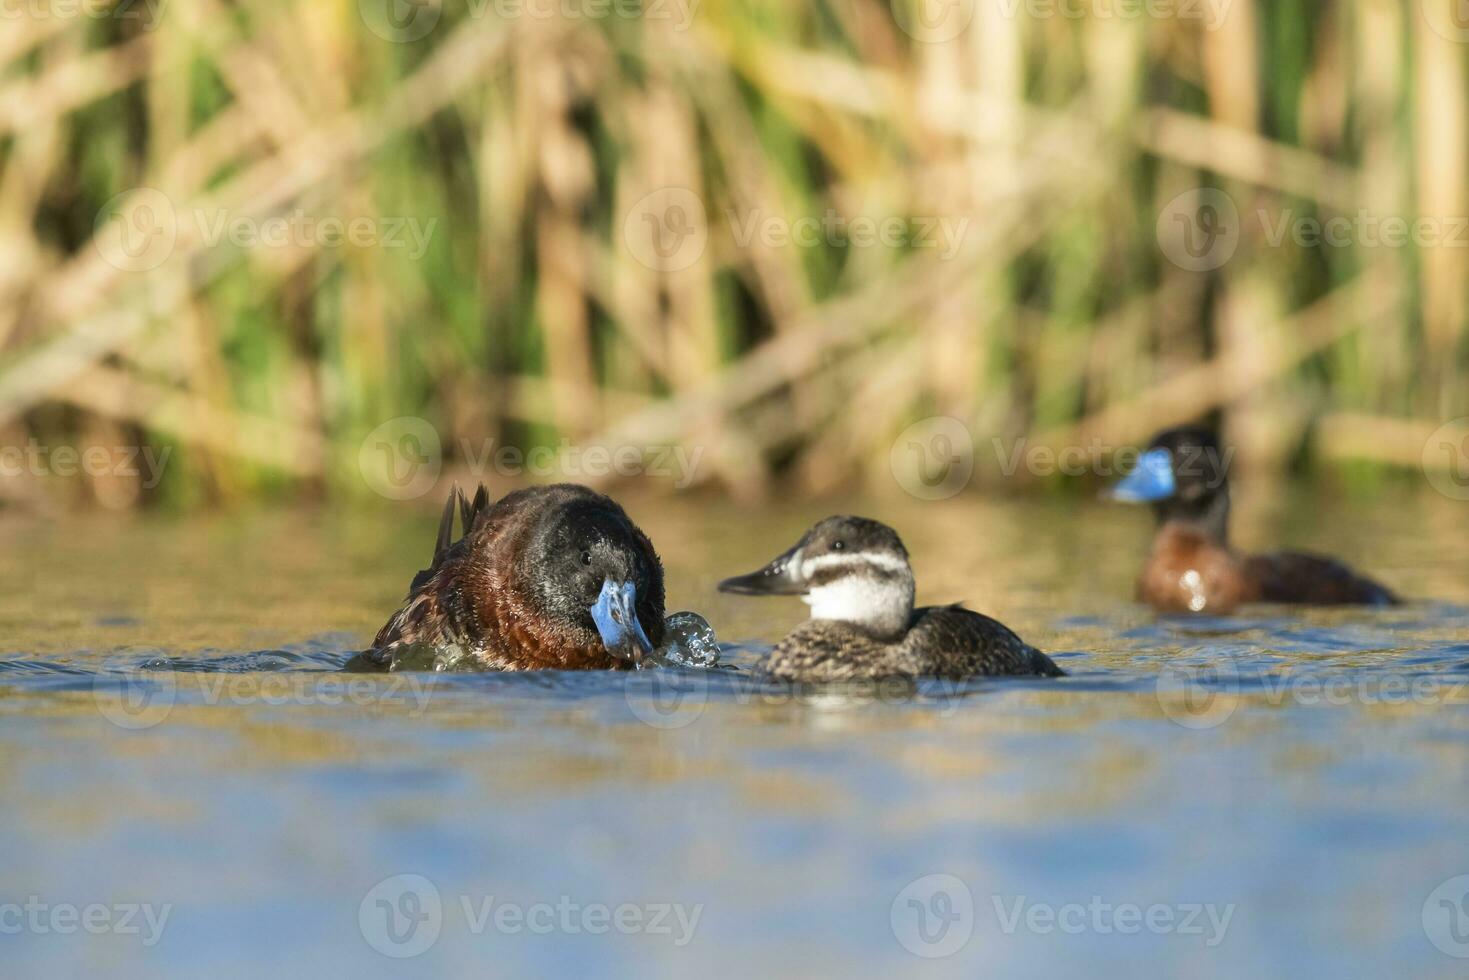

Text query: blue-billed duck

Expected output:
[718,516,1063,681]
[1107,426,1399,614]
[348,483,665,671]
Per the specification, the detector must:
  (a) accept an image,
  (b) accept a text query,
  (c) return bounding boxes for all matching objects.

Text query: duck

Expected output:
[1106,425,1399,614]
[346,483,665,671]
[717,516,1064,682]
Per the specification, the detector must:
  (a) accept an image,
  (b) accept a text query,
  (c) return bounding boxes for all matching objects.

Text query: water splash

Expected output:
[646,611,721,669]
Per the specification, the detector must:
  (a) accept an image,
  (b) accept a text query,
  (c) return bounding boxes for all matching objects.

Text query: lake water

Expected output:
[4,486,1469,978]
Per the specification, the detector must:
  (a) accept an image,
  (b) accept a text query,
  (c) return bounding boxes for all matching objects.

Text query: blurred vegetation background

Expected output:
[0,0,1467,510]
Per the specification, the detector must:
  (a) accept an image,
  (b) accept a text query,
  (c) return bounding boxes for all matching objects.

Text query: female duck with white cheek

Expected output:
[347,483,667,672]
[719,517,1064,682]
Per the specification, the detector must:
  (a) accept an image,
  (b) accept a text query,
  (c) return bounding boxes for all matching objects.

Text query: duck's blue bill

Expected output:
[1110,448,1176,502]
[591,578,654,662]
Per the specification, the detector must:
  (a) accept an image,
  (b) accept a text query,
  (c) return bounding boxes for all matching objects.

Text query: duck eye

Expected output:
[832,540,845,551]
[580,551,593,566]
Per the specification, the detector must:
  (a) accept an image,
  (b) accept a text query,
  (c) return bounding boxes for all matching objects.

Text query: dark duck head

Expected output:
[358,483,665,671]
[1105,425,1398,612]
[718,516,916,638]
[1107,425,1233,541]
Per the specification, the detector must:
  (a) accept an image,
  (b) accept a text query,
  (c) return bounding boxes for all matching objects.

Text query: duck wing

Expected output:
[906,605,1064,678]
[1245,551,1399,606]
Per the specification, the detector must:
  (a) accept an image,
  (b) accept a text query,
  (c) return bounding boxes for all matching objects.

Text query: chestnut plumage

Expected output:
[1109,426,1399,614]
[347,483,665,671]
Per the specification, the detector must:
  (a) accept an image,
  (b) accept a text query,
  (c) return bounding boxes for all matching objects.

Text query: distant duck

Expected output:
[717,516,1063,682]
[1106,425,1400,614]
[347,483,665,671]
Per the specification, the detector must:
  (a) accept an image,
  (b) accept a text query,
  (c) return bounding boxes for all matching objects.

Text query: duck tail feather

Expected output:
[467,483,492,531]
[433,483,461,563]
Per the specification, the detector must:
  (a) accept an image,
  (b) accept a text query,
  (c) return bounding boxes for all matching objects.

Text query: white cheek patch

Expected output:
[798,551,909,580]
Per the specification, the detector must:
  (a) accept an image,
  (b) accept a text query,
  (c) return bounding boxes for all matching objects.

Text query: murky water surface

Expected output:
[4,487,1469,977]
